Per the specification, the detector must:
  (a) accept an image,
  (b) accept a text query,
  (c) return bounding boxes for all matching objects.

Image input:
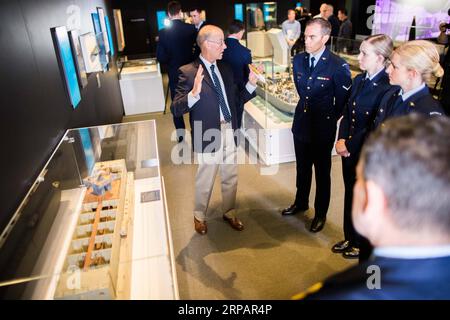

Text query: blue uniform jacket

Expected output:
[373,86,444,129]
[303,255,450,300]
[292,48,352,143]
[338,70,391,158]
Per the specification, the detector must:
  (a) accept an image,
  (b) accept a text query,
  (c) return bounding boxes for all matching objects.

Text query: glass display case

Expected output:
[329,36,364,79]
[242,58,296,165]
[0,120,178,300]
[244,2,277,32]
[117,58,165,115]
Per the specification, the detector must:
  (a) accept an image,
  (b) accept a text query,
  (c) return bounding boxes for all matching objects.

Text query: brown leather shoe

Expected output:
[222,215,244,231]
[194,217,207,235]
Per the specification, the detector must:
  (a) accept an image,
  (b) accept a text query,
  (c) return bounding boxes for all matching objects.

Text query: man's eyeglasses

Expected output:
[207,39,225,46]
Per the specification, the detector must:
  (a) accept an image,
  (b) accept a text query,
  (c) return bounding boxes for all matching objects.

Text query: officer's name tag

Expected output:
[317,76,330,81]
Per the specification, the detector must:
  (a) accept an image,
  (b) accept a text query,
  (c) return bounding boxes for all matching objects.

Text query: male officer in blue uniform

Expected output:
[157,1,197,142]
[221,20,252,128]
[295,115,450,300]
[281,18,352,233]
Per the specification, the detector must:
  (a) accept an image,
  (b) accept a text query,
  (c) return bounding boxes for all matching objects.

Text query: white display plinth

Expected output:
[119,63,165,115]
[247,31,272,57]
[242,100,295,165]
[266,28,289,67]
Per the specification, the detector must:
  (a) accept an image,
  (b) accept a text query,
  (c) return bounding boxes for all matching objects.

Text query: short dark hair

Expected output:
[306,18,331,36]
[189,7,202,14]
[228,20,244,35]
[361,114,450,235]
[167,1,181,16]
[338,8,348,16]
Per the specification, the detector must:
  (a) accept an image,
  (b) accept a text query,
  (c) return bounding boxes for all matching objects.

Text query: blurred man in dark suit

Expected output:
[295,114,450,300]
[189,7,207,31]
[221,20,252,127]
[157,1,196,142]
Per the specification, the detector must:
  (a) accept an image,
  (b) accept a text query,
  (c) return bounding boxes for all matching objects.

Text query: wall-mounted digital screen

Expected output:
[157,10,167,30]
[50,26,81,109]
[234,4,244,21]
[372,0,449,41]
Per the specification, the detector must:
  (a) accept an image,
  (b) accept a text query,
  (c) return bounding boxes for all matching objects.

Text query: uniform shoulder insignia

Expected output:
[292,282,324,300]
[430,111,442,115]
[342,84,352,91]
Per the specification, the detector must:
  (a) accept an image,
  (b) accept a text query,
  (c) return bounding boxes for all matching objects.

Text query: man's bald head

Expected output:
[196,25,227,62]
[197,25,223,47]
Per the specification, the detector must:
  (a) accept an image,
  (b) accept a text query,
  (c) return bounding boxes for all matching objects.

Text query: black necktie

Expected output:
[210,65,232,122]
[310,56,315,73]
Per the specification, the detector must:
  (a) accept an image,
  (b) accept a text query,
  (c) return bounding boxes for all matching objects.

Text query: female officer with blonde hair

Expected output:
[373,40,444,127]
[334,34,393,260]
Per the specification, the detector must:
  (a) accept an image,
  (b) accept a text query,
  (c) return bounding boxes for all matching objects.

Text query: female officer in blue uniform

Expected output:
[373,40,444,128]
[333,34,394,260]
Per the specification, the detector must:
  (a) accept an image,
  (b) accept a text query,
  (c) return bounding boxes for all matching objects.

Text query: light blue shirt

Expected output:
[399,83,426,101]
[365,67,385,81]
[374,245,450,260]
[188,55,256,121]
[282,19,301,41]
[309,46,326,69]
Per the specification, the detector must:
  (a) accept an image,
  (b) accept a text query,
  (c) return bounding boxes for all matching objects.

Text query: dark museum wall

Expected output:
[112,0,374,56]
[0,0,124,231]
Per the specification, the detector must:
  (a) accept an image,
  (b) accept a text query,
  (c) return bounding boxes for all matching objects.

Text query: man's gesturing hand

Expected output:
[192,65,204,97]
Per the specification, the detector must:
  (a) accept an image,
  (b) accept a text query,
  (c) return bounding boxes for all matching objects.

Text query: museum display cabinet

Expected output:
[118,58,165,115]
[0,120,178,300]
[242,58,296,165]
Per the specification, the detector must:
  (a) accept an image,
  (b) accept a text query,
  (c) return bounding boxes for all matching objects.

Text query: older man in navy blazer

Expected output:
[157,1,196,142]
[281,18,352,233]
[221,20,252,128]
[171,25,257,235]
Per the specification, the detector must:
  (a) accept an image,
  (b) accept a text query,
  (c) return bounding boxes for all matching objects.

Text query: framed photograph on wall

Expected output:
[97,7,110,53]
[113,9,125,52]
[50,26,81,109]
[79,32,102,73]
[91,13,109,71]
[68,30,88,88]
[104,15,115,56]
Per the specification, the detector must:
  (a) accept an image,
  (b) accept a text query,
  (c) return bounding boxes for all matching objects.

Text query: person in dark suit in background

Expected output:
[281,18,352,233]
[295,114,450,300]
[171,25,257,235]
[189,7,207,31]
[157,1,197,143]
[337,8,353,53]
[221,20,252,128]
[190,7,209,57]
[326,4,340,40]
[333,34,393,260]
[373,40,444,129]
